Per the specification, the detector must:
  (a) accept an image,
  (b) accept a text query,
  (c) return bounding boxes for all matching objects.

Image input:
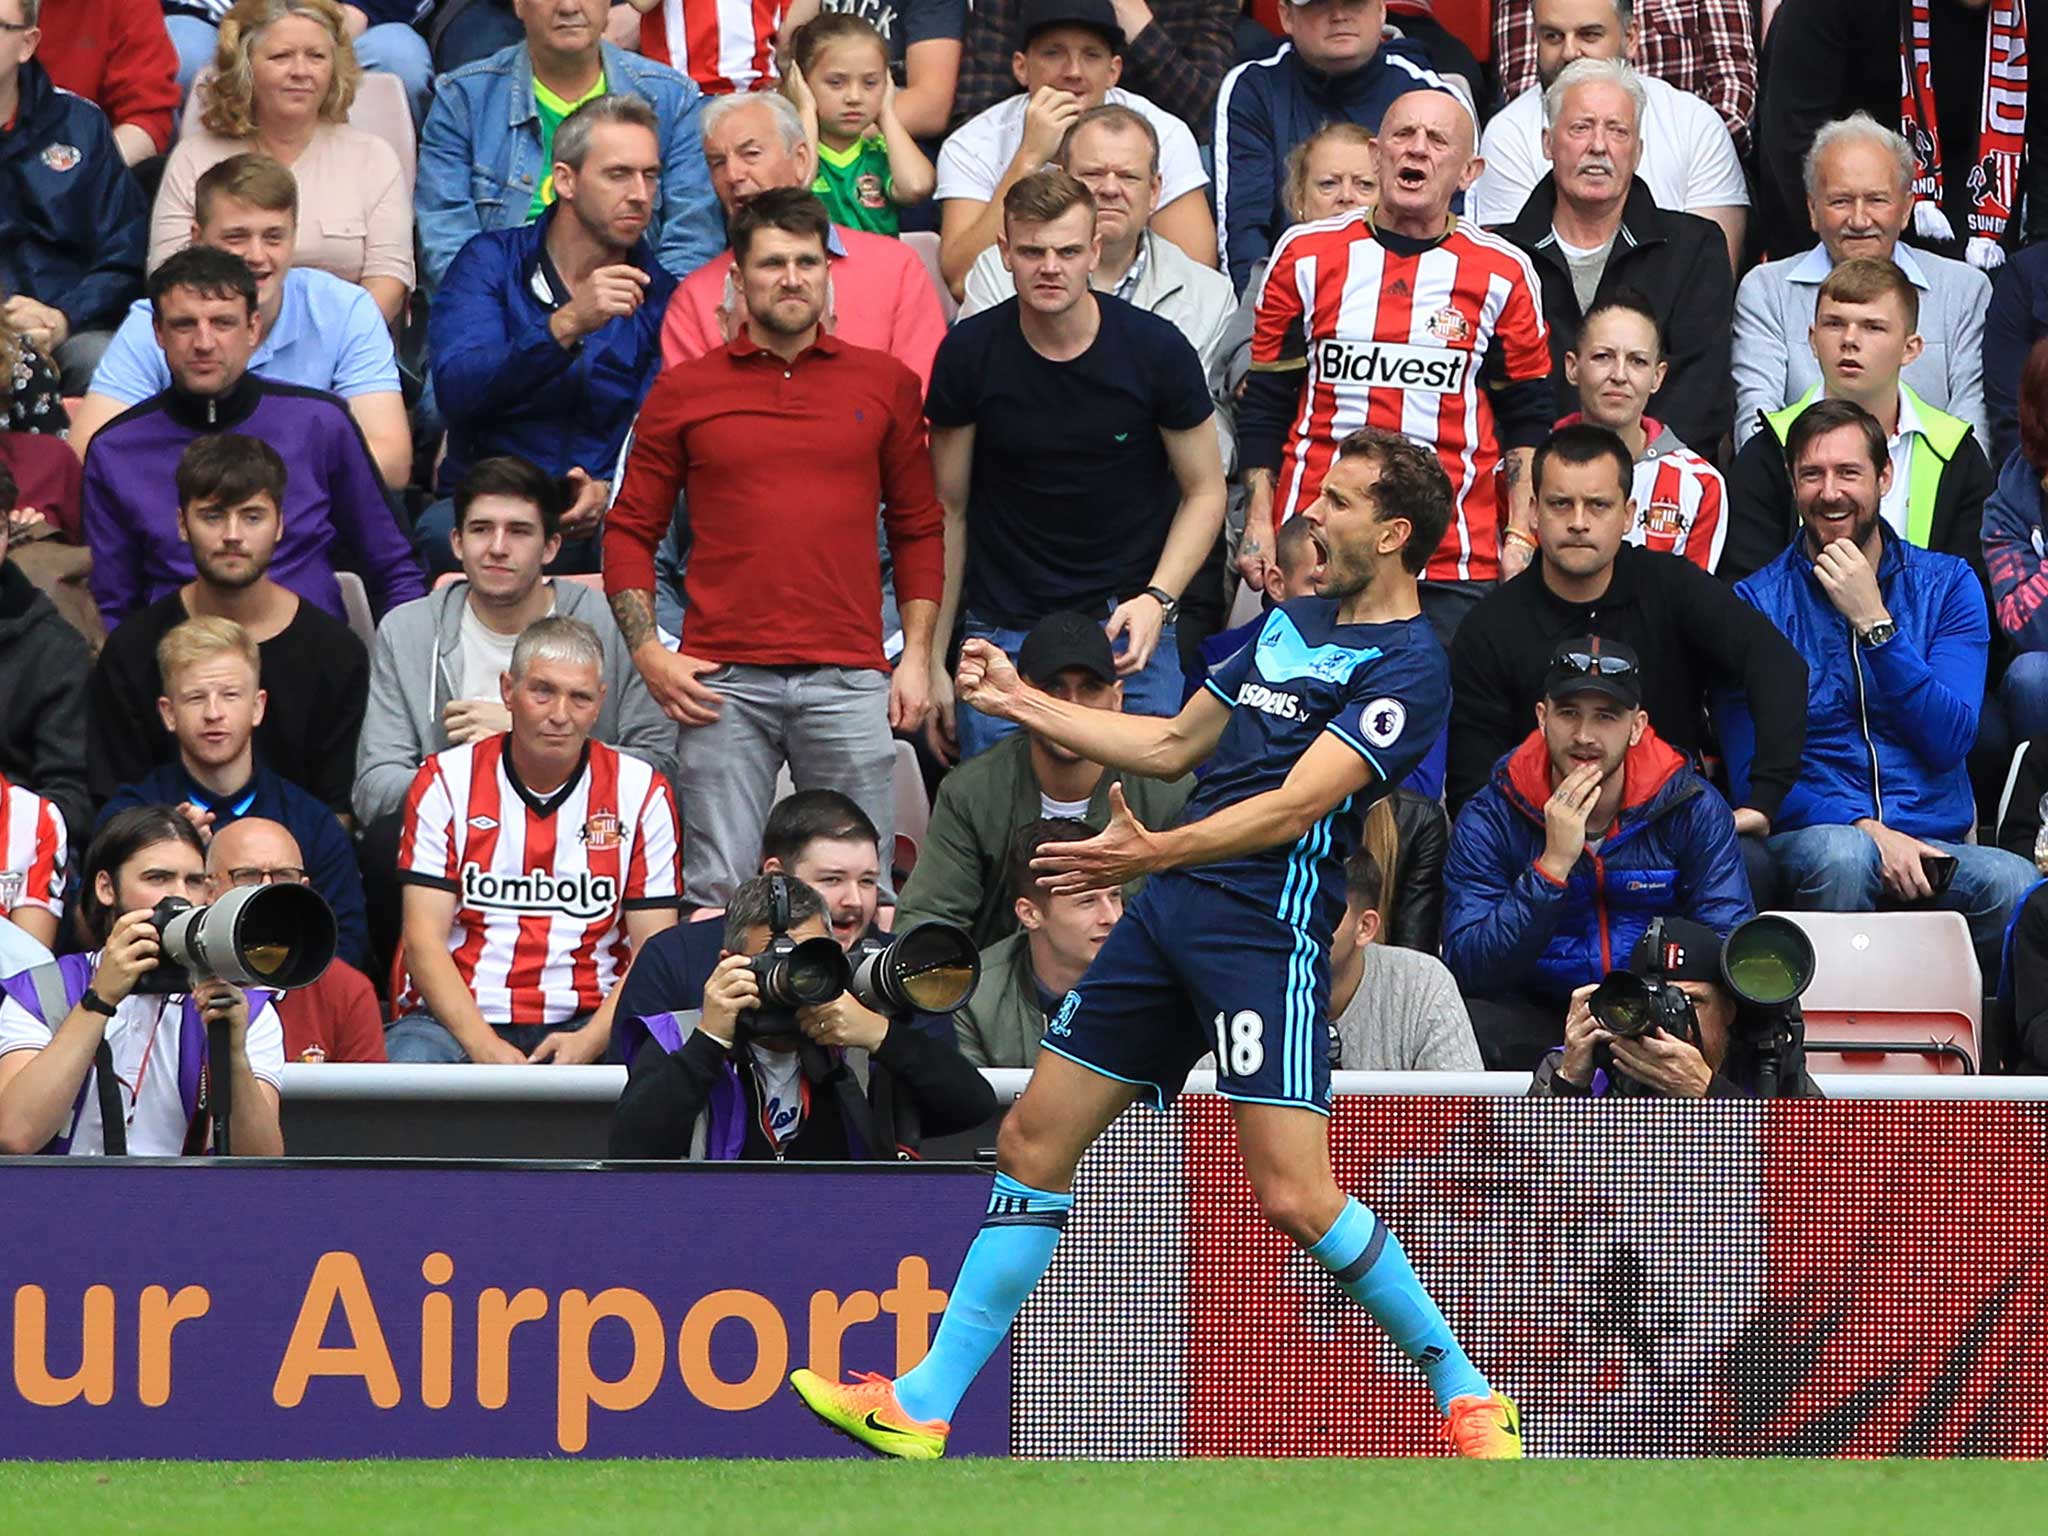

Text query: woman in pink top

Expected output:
[148,0,413,324]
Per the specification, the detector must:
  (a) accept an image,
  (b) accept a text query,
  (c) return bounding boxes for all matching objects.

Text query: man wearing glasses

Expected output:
[205,818,385,1064]
[1442,634,1754,1070]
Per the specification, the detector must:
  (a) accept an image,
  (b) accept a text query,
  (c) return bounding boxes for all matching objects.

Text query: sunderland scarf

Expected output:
[1901,0,2030,269]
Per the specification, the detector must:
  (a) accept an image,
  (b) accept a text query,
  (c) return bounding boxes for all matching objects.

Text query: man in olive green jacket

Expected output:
[900,614,1193,949]
[953,818,1125,1068]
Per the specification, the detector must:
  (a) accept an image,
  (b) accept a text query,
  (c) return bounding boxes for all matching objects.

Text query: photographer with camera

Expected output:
[1530,916,1822,1098]
[608,875,996,1160]
[0,806,286,1155]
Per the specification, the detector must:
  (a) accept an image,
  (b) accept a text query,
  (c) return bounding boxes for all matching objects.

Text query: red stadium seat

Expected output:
[1773,910,1982,1074]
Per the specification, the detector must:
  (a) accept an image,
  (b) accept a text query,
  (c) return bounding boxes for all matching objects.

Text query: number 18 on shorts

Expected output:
[1038,874,1335,1114]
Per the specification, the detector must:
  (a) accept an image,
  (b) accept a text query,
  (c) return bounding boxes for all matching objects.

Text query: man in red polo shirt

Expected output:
[663,92,947,383]
[605,187,944,911]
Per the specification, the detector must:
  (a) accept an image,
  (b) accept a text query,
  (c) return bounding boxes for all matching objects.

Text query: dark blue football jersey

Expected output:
[1182,600,1449,932]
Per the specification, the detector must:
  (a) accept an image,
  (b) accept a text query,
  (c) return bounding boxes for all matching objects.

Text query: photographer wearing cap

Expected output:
[608,875,997,1160]
[1443,634,1753,1070]
[1530,916,1821,1098]
[0,806,285,1155]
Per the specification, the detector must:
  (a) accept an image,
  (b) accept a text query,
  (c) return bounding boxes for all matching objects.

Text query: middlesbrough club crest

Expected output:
[1425,306,1471,344]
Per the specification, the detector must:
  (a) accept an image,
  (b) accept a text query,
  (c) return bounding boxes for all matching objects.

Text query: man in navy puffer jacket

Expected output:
[1444,636,1752,1070]
[1720,398,2037,975]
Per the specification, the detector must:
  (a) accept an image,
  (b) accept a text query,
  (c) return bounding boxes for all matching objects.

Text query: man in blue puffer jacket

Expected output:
[1719,399,2038,974]
[1444,635,1753,1070]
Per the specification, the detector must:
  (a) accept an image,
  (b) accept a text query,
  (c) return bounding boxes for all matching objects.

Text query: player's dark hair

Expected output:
[1784,397,1889,480]
[1008,817,1094,906]
[78,806,207,948]
[1579,285,1666,359]
[1273,515,1319,573]
[724,874,828,950]
[1334,428,1452,576]
[1532,422,1634,502]
[176,432,286,515]
[453,455,563,540]
[760,790,881,870]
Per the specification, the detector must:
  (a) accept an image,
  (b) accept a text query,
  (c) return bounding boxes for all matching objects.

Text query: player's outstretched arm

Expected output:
[1034,734,1374,893]
[957,638,1229,780]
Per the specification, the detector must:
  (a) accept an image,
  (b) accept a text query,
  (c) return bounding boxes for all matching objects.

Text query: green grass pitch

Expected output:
[3,1459,2042,1534]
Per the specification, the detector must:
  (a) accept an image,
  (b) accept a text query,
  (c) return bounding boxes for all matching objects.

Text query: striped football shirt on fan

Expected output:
[1629,437,1728,573]
[639,0,781,94]
[0,770,65,923]
[397,735,678,1027]
[1251,209,1552,584]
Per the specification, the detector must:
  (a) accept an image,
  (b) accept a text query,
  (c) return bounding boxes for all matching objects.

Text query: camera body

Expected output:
[733,876,982,1047]
[131,884,338,996]
[1588,970,1701,1045]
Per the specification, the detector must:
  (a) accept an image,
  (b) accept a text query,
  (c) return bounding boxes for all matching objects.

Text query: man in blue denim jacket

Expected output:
[416,0,723,291]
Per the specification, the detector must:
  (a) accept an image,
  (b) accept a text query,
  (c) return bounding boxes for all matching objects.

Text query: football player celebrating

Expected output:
[791,429,1523,1459]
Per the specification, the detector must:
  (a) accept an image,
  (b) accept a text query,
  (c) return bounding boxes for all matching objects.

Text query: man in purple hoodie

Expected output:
[80,247,425,633]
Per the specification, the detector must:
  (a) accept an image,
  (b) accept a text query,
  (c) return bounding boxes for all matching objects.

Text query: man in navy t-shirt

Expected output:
[924,167,1226,761]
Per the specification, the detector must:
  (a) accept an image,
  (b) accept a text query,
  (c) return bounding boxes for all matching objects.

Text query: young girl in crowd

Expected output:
[783,14,935,237]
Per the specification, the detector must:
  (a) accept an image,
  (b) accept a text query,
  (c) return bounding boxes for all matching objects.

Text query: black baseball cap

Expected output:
[1627,917,1724,985]
[1018,611,1117,685]
[1018,0,1124,53]
[1542,635,1642,709]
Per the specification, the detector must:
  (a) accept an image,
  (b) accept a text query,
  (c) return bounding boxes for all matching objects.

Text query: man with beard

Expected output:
[1471,0,1746,270]
[1490,58,1733,450]
[1721,399,2036,974]
[89,434,368,820]
[604,189,943,912]
[424,95,679,577]
[1443,635,1751,1070]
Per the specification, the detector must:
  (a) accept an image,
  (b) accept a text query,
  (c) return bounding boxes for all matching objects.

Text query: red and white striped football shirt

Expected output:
[1252,210,1552,583]
[397,736,679,1027]
[1628,428,1728,573]
[639,0,781,94]
[0,770,65,923]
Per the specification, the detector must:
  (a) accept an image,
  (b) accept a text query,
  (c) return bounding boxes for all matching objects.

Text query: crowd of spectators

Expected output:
[11,0,2048,1161]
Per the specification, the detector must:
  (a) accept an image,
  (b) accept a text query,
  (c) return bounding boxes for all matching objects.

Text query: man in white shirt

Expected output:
[1471,0,1746,269]
[935,0,1214,295]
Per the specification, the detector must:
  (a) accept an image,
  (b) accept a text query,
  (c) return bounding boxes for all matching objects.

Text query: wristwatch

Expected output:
[79,989,118,1018]
[1859,620,1899,647]
[1142,585,1180,623]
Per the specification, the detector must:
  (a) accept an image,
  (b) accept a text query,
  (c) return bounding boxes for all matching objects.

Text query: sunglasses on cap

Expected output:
[1557,651,1637,678]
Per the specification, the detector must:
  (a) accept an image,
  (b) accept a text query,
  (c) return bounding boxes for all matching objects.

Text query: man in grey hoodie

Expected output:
[352,455,677,828]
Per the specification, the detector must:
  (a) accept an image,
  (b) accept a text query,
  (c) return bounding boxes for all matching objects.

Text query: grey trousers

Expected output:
[673,662,896,909]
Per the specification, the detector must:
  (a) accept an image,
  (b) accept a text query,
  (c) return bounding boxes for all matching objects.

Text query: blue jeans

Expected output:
[1765,823,2039,971]
[168,17,432,122]
[384,1010,585,1063]
[2002,650,2048,741]
[955,606,1184,761]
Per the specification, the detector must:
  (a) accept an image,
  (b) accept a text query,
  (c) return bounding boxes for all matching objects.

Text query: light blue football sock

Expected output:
[892,1172,1072,1425]
[1306,1196,1489,1412]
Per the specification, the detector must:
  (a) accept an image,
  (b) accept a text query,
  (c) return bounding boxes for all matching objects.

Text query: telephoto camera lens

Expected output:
[1720,914,1816,1007]
[849,922,982,1015]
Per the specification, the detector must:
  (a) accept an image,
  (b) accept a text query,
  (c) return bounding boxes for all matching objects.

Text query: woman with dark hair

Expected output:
[0,805,285,1156]
[1982,337,2048,740]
